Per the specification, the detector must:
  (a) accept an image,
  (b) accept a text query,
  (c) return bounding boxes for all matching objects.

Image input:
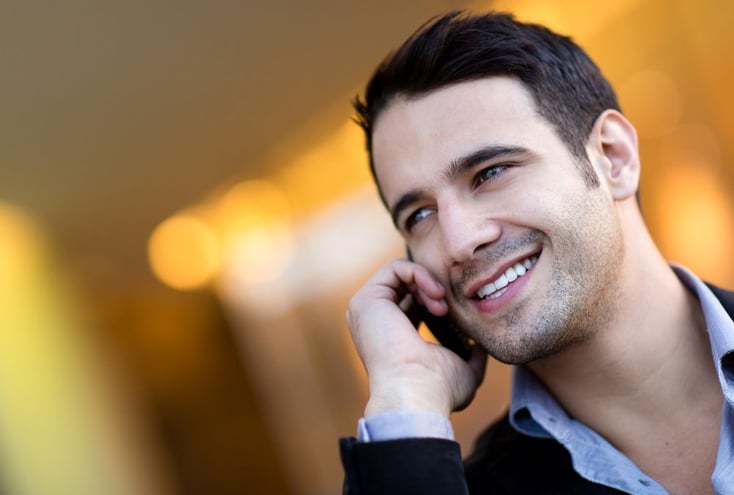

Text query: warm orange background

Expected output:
[1,1,733,494]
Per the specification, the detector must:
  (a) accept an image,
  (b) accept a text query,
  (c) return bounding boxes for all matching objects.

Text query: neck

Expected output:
[527,223,719,451]
[530,266,710,403]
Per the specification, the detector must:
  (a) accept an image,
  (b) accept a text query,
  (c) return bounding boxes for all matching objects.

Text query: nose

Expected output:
[438,199,501,265]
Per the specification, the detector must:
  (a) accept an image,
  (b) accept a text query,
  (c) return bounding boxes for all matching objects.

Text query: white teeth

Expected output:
[476,256,538,299]
[488,286,508,300]
[481,281,496,295]
[513,262,526,276]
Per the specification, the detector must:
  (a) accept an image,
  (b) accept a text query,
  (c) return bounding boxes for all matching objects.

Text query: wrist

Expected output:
[364,377,452,418]
[358,409,455,442]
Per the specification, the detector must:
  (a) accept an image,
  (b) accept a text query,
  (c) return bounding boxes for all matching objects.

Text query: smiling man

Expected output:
[339,11,734,495]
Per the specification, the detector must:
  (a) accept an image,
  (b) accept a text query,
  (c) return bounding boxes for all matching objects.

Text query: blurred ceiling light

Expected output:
[619,70,682,139]
[148,214,220,291]
[223,219,294,288]
[220,187,401,318]
[216,179,294,287]
[286,188,401,297]
[0,202,45,286]
[276,120,371,218]
[217,179,291,231]
[152,117,371,295]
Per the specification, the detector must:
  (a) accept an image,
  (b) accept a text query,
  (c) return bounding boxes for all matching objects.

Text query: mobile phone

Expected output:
[406,249,474,360]
[415,304,474,360]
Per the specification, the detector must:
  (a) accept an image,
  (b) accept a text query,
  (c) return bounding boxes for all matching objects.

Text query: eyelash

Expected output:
[403,163,512,233]
[404,206,434,233]
[472,164,509,188]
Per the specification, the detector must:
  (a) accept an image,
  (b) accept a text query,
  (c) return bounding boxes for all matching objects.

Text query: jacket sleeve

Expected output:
[339,436,469,495]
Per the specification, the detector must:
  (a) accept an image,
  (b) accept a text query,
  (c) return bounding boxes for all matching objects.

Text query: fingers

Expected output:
[371,258,448,315]
[345,258,452,372]
[371,258,441,293]
[346,259,435,349]
[346,258,485,416]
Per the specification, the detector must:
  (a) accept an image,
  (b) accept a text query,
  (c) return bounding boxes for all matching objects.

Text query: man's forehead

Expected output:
[373,78,539,153]
[371,77,543,198]
[375,77,536,127]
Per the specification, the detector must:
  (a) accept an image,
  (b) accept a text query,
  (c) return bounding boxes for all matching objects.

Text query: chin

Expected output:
[478,326,587,365]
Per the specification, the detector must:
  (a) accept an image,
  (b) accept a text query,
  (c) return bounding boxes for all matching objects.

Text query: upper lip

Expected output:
[462,248,541,299]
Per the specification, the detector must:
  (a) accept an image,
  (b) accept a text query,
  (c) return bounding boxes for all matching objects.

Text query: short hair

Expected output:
[354,11,621,189]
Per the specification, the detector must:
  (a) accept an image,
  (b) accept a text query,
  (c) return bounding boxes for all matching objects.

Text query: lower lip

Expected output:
[473,261,536,313]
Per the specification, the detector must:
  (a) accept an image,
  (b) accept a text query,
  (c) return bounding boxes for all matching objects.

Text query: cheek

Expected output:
[413,246,448,285]
[552,188,619,257]
[405,232,441,264]
[506,191,560,232]
[517,174,594,226]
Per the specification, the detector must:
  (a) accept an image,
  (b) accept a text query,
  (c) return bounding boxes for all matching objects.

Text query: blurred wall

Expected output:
[1,1,733,494]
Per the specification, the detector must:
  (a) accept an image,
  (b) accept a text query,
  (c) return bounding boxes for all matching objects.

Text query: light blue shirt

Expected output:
[359,266,734,494]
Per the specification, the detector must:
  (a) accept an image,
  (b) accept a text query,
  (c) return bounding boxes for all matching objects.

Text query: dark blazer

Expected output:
[340,284,734,494]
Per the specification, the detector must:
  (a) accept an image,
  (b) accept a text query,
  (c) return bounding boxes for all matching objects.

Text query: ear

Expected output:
[586,109,640,201]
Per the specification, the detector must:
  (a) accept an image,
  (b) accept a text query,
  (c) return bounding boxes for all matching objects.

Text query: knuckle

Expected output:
[345,302,361,331]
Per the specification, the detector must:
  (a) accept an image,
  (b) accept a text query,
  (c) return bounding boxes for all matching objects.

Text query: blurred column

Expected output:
[0,202,174,495]
[219,189,401,495]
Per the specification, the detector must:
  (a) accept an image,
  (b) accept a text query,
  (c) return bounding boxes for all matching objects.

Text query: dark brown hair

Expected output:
[354,11,621,189]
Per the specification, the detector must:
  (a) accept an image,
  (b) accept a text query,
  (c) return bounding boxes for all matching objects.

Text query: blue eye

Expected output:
[474,164,508,187]
[405,207,434,232]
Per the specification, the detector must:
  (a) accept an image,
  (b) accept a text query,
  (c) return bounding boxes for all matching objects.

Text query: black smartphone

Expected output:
[406,249,474,360]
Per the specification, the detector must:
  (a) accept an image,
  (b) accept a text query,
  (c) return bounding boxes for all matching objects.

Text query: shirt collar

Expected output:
[509,365,557,438]
[509,264,734,433]
[671,264,734,405]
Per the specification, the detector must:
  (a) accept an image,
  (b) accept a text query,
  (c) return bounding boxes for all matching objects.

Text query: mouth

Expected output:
[473,253,539,301]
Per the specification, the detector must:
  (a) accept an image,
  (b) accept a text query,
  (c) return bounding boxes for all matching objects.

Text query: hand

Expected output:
[346,258,487,418]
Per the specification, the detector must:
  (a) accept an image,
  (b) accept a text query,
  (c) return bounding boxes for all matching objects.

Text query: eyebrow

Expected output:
[389,145,529,228]
[445,145,528,181]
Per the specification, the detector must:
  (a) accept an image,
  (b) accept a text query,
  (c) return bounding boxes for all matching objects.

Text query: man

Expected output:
[339,11,734,495]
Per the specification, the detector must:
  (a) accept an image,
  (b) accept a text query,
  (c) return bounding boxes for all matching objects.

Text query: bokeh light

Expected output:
[148,214,221,290]
[0,202,45,286]
[216,179,294,286]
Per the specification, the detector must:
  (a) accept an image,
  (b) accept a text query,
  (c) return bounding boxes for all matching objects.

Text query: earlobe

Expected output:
[587,110,640,201]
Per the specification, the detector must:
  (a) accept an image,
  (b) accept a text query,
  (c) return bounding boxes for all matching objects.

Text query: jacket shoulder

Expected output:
[463,414,626,494]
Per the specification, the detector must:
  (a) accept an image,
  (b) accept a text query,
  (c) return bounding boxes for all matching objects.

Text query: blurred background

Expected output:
[2,0,734,493]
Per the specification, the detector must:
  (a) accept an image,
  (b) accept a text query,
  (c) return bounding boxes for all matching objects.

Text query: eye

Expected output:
[473,164,508,187]
[404,206,434,232]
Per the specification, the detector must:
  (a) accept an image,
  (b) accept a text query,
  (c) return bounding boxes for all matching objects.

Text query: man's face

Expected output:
[372,77,625,364]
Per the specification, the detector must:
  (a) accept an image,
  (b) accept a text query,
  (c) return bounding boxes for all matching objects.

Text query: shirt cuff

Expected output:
[357,409,455,442]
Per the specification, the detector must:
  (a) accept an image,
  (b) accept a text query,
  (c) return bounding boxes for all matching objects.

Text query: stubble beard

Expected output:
[478,252,622,365]
[455,196,625,365]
